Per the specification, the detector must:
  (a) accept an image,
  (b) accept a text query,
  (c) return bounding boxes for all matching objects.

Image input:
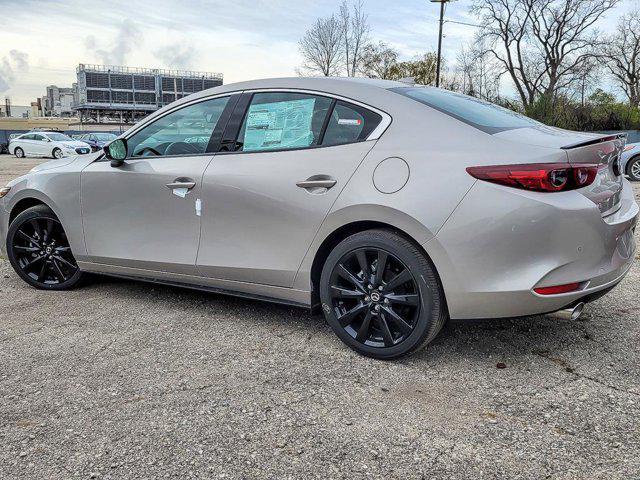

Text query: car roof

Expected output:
[138,76,412,127]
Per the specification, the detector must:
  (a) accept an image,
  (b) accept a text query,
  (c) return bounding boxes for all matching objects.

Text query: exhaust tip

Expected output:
[547,302,585,321]
[570,302,585,321]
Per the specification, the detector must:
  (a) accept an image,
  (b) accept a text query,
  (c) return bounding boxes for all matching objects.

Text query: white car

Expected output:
[8,132,92,159]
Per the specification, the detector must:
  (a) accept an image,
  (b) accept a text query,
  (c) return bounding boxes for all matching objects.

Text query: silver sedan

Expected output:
[1,78,637,359]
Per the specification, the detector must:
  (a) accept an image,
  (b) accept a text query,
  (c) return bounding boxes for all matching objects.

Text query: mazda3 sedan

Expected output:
[1,77,637,359]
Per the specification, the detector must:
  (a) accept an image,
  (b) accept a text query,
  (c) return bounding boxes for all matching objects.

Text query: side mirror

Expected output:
[104,138,128,167]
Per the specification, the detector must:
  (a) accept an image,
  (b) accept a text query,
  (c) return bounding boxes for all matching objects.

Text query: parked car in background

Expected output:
[8,131,91,159]
[620,142,640,181]
[75,132,118,152]
[0,77,637,359]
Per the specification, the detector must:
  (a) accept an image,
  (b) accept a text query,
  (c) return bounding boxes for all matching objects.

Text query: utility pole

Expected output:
[431,0,450,88]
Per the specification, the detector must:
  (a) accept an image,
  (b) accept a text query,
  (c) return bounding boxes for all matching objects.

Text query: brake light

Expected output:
[534,282,581,295]
[466,163,597,192]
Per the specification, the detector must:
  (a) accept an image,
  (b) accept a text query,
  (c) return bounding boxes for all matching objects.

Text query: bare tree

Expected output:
[298,14,344,76]
[456,39,502,100]
[602,10,640,106]
[361,41,399,79]
[339,0,370,77]
[472,0,618,109]
[391,53,439,85]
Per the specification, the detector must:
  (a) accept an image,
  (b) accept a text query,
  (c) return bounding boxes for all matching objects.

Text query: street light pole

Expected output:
[431,0,449,88]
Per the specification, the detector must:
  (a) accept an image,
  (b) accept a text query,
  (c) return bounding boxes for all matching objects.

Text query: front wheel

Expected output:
[627,156,640,181]
[6,205,85,290]
[14,147,24,158]
[320,229,447,360]
[52,148,64,159]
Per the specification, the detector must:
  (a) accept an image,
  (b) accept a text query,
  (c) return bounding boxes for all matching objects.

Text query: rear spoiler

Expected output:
[560,133,627,150]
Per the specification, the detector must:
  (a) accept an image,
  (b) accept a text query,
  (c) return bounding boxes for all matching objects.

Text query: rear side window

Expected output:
[322,101,382,147]
[390,86,540,133]
[237,92,332,152]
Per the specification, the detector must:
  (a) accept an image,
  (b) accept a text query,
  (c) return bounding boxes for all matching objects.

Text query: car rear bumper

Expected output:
[426,178,638,319]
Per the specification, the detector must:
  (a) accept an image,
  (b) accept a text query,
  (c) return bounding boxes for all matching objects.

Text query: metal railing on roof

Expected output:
[77,63,223,80]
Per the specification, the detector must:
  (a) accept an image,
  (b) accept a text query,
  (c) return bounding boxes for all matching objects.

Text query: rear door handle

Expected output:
[166,179,196,190]
[296,178,337,189]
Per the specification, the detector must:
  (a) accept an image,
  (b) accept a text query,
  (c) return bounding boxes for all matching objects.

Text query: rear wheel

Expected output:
[627,156,640,181]
[320,229,447,359]
[6,205,84,290]
[14,147,24,158]
[52,148,63,159]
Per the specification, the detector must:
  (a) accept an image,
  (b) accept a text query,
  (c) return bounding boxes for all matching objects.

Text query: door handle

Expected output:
[166,179,196,190]
[296,178,337,189]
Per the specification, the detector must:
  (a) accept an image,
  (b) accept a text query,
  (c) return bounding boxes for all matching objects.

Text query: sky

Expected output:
[0,0,637,105]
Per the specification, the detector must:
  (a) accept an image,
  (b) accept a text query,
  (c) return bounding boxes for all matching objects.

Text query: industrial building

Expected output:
[74,64,223,123]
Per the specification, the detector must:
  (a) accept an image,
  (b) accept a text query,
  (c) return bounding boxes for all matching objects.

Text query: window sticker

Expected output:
[337,118,362,126]
[243,98,316,151]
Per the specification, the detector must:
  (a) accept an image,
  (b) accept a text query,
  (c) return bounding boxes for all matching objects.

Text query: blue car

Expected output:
[621,142,640,181]
[76,132,118,152]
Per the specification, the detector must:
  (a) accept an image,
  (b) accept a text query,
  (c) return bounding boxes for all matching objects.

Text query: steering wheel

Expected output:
[134,146,162,157]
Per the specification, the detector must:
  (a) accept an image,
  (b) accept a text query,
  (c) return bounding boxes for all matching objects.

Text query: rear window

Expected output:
[390,87,540,133]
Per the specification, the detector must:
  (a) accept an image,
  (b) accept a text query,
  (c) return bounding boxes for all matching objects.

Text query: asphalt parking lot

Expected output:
[0,153,639,479]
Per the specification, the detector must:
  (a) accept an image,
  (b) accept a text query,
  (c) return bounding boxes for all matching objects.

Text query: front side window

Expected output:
[237,92,332,153]
[127,96,229,157]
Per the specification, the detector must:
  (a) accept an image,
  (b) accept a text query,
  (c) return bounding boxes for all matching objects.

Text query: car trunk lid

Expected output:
[494,127,626,216]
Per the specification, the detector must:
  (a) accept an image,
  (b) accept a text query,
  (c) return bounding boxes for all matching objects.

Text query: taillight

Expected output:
[466,163,598,192]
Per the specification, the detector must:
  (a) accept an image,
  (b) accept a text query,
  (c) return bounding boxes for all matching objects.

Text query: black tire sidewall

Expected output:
[320,230,443,359]
[628,157,640,181]
[6,206,83,290]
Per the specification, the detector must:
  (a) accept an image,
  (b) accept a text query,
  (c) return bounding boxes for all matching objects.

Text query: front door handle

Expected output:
[296,178,337,189]
[166,179,196,190]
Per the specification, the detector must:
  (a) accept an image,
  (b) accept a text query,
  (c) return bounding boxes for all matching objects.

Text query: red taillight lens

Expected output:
[466,163,597,192]
[533,282,581,295]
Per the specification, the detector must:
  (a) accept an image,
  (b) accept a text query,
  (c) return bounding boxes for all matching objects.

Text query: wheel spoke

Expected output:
[23,254,46,270]
[52,255,76,270]
[337,302,368,327]
[378,315,395,346]
[13,245,40,253]
[355,250,370,283]
[355,310,373,343]
[17,230,39,245]
[30,219,43,240]
[37,261,48,282]
[381,306,413,334]
[51,258,67,282]
[383,269,412,292]
[44,219,54,242]
[54,246,71,253]
[337,264,365,292]
[385,293,419,306]
[374,251,388,285]
[331,286,364,299]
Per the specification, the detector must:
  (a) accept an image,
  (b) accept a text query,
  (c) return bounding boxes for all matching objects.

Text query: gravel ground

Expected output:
[0,153,639,479]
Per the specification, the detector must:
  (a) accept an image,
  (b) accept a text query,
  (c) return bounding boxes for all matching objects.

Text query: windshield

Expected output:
[46,133,73,141]
[93,133,117,141]
[390,87,541,133]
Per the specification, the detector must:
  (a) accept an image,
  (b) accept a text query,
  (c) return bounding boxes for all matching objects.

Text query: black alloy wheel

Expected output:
[7,205,84,290]
[320,229,447,359]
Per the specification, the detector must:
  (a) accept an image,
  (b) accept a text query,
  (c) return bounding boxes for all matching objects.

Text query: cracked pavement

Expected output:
[0,155,639,479]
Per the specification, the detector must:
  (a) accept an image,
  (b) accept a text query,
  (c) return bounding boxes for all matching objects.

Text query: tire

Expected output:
[6,205,85,290]
[627,156,640,181]
[14,147,24,158]
[319,229,447,360]
[52,148,63,159]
